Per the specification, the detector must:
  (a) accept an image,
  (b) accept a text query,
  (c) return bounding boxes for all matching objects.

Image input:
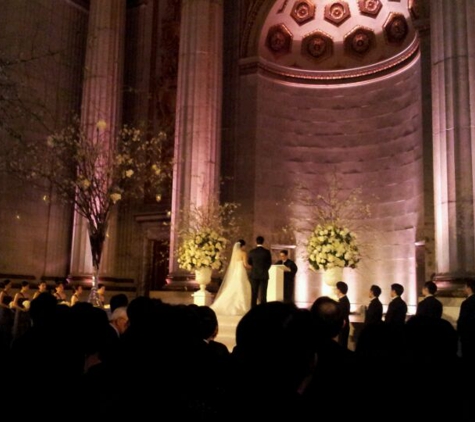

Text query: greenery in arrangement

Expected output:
[307,224,360,271]
[177,201,240,272]
[3,118,172,274]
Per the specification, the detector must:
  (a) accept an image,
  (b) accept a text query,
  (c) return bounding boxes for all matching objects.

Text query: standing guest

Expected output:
[0,279,14,352]
[32,281,49,300]
[457,279,475,360]
[275,249,298,303]
[227,302,317,418]
[109,306,129,337]
[247,236,272,308]
[70,284,84,306]
[303,296,358,418]
[385,283,407,326]
[335,281,351,349]
[53,280,69,304]
[197,305,230,357]
[364,284,383,326]
[11,281,31,341]
[196,304,231,395]
[416,281,443,319]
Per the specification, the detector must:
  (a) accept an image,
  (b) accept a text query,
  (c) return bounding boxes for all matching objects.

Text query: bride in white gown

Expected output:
[210,239,252,316]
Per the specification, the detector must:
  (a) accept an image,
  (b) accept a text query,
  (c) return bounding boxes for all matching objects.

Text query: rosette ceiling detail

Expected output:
[258,0,419,82]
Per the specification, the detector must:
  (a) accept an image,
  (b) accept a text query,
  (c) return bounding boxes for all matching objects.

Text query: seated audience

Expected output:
[70,284,84,306]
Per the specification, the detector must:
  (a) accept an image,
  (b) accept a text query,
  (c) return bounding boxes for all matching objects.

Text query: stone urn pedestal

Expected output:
[193,267,213,306]
[322,266,343,299]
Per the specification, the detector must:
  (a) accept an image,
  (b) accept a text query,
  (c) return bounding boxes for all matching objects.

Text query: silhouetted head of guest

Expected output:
[405,315,458,362]
[309,296,344,341]
[29,292,58,327]
[126,296,164,329]
[355,321,407,363]
[234,301,316,395]
[109,293,129,313]
[197,305,219,340]
[256,235,264,245]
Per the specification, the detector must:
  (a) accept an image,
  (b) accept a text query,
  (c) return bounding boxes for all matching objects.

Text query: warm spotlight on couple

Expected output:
[210,236,272,316]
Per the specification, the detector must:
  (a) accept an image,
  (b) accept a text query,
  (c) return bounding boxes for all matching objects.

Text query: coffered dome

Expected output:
[258,0,419,82]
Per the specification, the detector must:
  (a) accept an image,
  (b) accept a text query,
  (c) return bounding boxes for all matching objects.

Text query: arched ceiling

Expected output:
[258,0,419,82]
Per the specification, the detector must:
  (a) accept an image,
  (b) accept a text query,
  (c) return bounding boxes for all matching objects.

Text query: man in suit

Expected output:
[457,279,475,360]
[416,281,443,319]
[364,284,383,326]
[385,283,407,326]
[247,236,272,308]
[275,249,298,303]
[335,281,351,349]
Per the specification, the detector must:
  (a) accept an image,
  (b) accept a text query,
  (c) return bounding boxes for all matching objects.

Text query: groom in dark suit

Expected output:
[248,236,272,308]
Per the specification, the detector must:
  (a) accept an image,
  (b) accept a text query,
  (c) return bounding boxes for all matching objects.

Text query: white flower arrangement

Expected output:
[307,223,360,271]
[176,201,240,273]
[177,227,228,271]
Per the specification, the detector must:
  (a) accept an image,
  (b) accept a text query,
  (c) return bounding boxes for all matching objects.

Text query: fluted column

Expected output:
[431,1,475,284]
[70,0,126,278]
[169,0,223,275]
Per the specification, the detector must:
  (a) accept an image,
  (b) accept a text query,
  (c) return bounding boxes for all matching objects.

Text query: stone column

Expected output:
[70,0,126,278]
[431,0,475,289]
[169,0,223,276]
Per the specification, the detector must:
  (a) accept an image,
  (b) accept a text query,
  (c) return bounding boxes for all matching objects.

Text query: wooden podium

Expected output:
[267,264,286,301]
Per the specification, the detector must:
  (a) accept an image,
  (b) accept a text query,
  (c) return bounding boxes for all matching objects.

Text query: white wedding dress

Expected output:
[210,242,252,316]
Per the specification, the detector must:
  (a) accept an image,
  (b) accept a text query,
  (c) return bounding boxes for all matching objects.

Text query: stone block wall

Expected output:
[234,59,424,309]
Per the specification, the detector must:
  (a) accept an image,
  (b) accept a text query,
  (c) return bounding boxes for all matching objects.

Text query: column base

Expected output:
[192,289,213,306]
[433,273,475,297]
[164,272,219,293]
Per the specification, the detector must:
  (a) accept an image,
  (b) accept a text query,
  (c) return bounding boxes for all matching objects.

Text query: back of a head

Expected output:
[405,315,458,361]
[126,296,157,326]
[256,235,264,245]
[197,305,218,339]
[29,292,58,326]
[309,296,344,340]
[110,293,129,313]
[234,302,316,393]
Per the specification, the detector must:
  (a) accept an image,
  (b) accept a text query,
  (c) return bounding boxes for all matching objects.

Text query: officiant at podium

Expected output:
[275,250,298,303]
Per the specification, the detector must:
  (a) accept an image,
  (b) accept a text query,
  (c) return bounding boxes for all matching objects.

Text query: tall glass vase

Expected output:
[88,225,106,307]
